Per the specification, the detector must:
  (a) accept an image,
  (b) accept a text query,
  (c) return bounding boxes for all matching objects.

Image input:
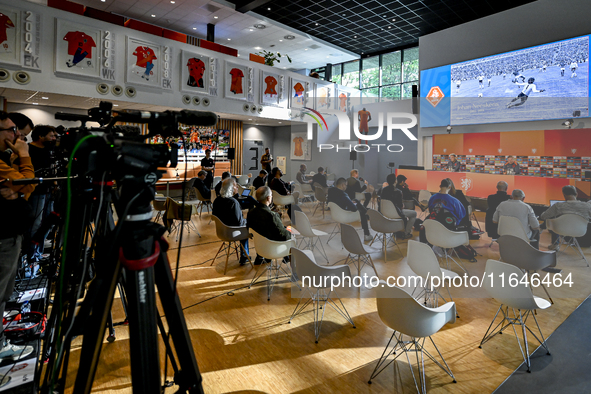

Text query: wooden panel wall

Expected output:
[217,119,243,175]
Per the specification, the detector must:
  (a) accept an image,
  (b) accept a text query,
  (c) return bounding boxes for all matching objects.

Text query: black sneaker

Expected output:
[239,256,249,266]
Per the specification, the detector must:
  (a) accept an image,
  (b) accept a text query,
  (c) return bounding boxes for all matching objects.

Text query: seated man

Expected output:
[346,169,371,208]
[247,186,293,264]
[381,173,416,238]
[540,185,591,250]
[395,174,415,209]
[214,171,232,196]
[194,170,211,200]
[327,177,372,241]
[252,169,267,190]
[427,179,466,229]
[493,189,540,248]
[269,167,302,222]
[485,181,510,239]
[212,178,250,265]
[311,167,328,190]
[296,164,311,184]
[446,153,461,172]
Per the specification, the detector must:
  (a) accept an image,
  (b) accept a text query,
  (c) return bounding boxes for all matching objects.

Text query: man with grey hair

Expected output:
[540,185,591,250]
[247,186,292,265]
[212,178,250,265]
[486,181,510,239]
[493,188,540,247]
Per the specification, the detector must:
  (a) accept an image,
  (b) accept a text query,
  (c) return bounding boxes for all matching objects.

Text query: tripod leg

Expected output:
[106,312,116,342]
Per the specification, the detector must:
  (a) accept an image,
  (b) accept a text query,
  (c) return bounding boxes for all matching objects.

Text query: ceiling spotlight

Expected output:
[278,122,282,123]
[249,29,253,31]
[227,38,231,40]
[170,0,175,3]
[213,16,218,19]
[354,35,357,38]
[254,24,266,29]
[388,26,391,28]
[151,14,156,17]
[304,48,308,51]
[101,0,105,2]
[284,35,295,40]
[32,103,38,105]
[193,27,197,30]
[267,7,271,10]
[562,119,574,128]
[279,39,283,42]
[254,46,262,50]
[113,104,119,107]
[41,96,48,99]
[446,125,453,134]
[315,23,319,26]
[248,119,252,120]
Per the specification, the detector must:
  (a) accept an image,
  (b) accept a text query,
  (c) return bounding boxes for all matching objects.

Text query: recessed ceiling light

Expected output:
[254,24,266,29]
[213,16,218,19]
[304,62,306,64]
[249,29,253,31]
[41,97,48,99]
[304,48,308,51]
[315,23,319,26]
[32,103,38,105]
[284,35,295,40]
[193,27,197,30]
[254,46,261,50]
[392,18,396,22]
[267,7,271,10]
[248,119,252,120]
[388,26,391,28]
[278,122,282,124]
[151,14,156,17]
[279,39,283,42]
[101,0,105,2]
[113,104,119,107]
[383,15,386,17]
[354,35,357,38]
[227,38,231,40]
[170,0,175,3]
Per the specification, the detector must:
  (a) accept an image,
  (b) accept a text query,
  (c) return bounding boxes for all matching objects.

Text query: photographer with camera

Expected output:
[26,125,58,266]
[0,111,35,361]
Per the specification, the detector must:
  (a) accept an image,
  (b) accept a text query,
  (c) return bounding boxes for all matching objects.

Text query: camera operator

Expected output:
[26,125,57,264]
[8,113,34,142]
[0,111,35,360]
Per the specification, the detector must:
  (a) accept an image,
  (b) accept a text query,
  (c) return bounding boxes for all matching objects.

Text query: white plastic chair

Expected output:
[407,240,460,312]
[271,190,295,220]
[237,174,249,186]
[312,186,328,218]
[498,215,537,244]
[498,235,557,303]
[417,190,432,219]
[293,210,329,262]
[211,216,253,274]
[547,214,589,267]
[152,197,167,223]
[289,248,355,343]
[423,219,470,273]
[248,229,295,300]
[326,202,360,243]
[355,192,366,205]
[379,199,401,219]
[367,208,405,262]
[341,223,379,277]
[368,284,456,392]
[479,259,551,372]
[212,176,222,189]
[194,188,212,217]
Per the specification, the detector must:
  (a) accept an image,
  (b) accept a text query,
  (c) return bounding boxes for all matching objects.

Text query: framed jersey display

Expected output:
[260,70,280,106]
[181,50,208,94]
[291,131,311,161]
[314,82,334,111]
[125,36,162,88]
[0,7,21,66]
[55,19,100,79]
[289,78,308,109]
[224,61,248,100]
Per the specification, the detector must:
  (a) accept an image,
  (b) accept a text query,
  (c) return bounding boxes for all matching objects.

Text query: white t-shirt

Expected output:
[517,82,540,96]
[571,62,578,69]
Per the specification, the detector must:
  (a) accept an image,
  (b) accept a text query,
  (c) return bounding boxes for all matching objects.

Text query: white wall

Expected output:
[6,103,94,128]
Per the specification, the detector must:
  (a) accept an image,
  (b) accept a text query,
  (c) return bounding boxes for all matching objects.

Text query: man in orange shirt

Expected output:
[339,93,347,112]
[358,108,371,144]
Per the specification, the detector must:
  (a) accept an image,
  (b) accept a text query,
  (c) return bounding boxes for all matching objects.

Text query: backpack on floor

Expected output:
[454,245,478,263]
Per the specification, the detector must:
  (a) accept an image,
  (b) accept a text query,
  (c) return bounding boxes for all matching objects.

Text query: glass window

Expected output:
[361,56,380,88]
[332,64,342,85]
[381,85,401,100]
[402,82,416,99]
[402,47,419,83]
[381,51,402,85]
[342,60,360,89]
[361,87,379,98]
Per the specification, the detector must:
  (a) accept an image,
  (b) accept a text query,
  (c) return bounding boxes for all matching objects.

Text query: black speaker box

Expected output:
[227,148,235,160]
[350,151,357,161]
[411,84,418,114]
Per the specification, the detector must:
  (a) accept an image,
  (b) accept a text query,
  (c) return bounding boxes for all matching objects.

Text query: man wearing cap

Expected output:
[446,153,461,172]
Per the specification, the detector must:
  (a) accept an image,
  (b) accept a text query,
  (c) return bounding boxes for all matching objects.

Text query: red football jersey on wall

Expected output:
[63,31,97,58]
[230,68,244,94]
[133,46,157,68]
[293,82,304,97]
[264,76,278,95]
[0,13,14,44]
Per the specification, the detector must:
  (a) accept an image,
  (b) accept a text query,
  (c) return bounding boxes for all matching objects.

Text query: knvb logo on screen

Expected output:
[293,106,418,153]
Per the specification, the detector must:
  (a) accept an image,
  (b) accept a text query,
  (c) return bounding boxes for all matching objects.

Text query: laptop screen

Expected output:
[549,200,561,206]
[241,189,251,197]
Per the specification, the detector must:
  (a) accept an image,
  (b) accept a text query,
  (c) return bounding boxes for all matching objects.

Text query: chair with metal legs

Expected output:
[210,216,254,275]
[498,215,537,245]
[194,188,212,217]
[293,210,329,263]
[366,208,405,262]
[248,229,295,300]
[479,259,551,373]
[165,197,201,241]
[289,248,355,343]
[312,186,328,218]
[407,240,460,312]
[326,202,360,243]
[340,223,379,277]
[547,214,589,267]
[498,235,557,303]
[423,219,469,273]
[368,284,457,393]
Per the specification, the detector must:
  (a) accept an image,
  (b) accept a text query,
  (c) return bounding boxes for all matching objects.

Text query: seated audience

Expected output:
[311,167,328,190]
[296,164,311,184]
[328,177,372,241]
[269,167,301,221]
[395,174,415,208]
[214,171,232,196]
[493,189,540,248]
[381,173,416,238]
[485,181,510,239]
[446,178,471,228]
[194,170,211,200]
[540,185,591,250]
[247,186,293,264]
[212,178,250,265]
[346,169,371,208]
[427,179,466,228]
[252,170,267,190]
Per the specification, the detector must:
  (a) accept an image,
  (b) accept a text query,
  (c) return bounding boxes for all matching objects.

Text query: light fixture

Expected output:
[267,7,271,10]
[446,125,452,134]
[254,46,261,50]
[249,29,253,31]
[354,35,357,38]
[388,26,391,28]
[562,119,574,128]
[170,0,175,3]
[151,14,156,17]
[304,48,308,51]
[284,35,295,40]
[315,23,319,26]
[227,38,231,40]
[213,16,218,19]
[41,96,48,99]
[32,103,38,105]
[254,24,266,29]
[392,18,396,21]
[248,119,252,120]
[237,54,240,56]
[113,104,119,107]
[278,122,282,124]
[101,0,105,2]
[193,27,197,30]
[279,39,283,42]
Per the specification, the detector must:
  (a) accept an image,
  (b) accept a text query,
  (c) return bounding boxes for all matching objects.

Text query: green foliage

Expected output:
[257,50,292,66]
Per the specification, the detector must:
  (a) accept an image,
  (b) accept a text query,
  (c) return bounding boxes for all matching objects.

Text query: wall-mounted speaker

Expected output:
[125,86,137,98]
[202,97,210,106]
[13,71,30,85]
[192,96,201,105]
[243,103,250,112]
[350,151,357,161]
[250,104,257,113]
[96,83,109,95]
[182,95,191,105]
[0,69,9,82]
[227,147,235,160]
[257,106,263,113]
[411,84,418,114]
[111,85,123,96]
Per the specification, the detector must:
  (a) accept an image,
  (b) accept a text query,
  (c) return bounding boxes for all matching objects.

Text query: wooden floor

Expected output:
[62,203,591,393]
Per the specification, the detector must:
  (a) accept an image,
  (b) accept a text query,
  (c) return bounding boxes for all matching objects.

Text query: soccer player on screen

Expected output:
[570,61,578,78]
[478,74,484,89]
[561,65,565,76]
[455,80,461,93]
[506,77,545,108]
